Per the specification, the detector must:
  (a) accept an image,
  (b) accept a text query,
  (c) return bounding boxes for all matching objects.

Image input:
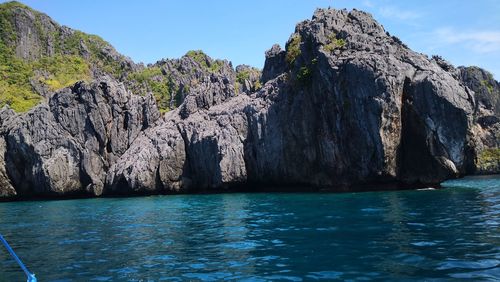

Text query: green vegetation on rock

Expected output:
[0,39,40,112]
[0,27,92,112]
[236,69,250,84]
[481,79,495,94]
[0,2,20,45]
[293,58,317,87]
[0,42,90,111]
[234,82,241,95]
[128,66,172,113]
[0,79,42,113]
[61,30,126,79]
[185,50,224,73]
[324,33,346,52]
[0,1,132,112]
[254,80,262,90]
[1,6,53,109]
[297,66,312,86]
[236,65,262,92]
[477,148,500,172]
[185,50,207,65]
[286,34,301,66]
[35,55,91,91]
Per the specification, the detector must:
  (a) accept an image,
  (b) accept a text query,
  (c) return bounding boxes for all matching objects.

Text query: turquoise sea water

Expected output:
[0,176,499,281]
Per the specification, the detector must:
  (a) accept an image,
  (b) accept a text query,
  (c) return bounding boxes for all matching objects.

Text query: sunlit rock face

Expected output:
[1,7,499,199]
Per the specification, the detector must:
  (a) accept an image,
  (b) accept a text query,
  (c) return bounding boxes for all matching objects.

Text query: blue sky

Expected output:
[3,0,500,79]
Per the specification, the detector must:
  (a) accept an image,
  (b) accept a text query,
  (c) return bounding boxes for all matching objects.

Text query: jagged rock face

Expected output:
[262,44,286,83]
[259,8,475,184]
[0,112,16,198]
[429,59,500,174]
[459,66,500,120]
[1,7,499,199]
[458,66,500,173]
[125,52,239,112]
[107,8,483,194]
[105,93,254,194]
[235,65,262,94]
[0,77,159,197]
[6,3,59,60]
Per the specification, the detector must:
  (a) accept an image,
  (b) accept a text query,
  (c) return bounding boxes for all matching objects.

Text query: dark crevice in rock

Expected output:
[176,123,194,192]
[397,78,451,184]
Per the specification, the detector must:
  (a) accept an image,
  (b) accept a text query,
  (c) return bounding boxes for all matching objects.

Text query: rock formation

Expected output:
[0,77,159,197]
[0,3,498,199]
[457,66,500,173]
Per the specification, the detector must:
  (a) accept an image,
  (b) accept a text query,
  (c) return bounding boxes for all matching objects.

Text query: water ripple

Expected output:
[0,175,498,281]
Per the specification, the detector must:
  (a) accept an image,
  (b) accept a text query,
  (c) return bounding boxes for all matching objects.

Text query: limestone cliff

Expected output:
[0,5,499,199]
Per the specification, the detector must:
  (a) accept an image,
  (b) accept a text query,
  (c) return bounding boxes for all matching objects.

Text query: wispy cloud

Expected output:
[362,0,374,8]
[434,27,500,53]
[360,1,423,22]
[378,6,422,21]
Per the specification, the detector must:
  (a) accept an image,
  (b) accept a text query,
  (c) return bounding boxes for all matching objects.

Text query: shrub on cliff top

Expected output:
[185,50,223,73]
[186,50,208,65]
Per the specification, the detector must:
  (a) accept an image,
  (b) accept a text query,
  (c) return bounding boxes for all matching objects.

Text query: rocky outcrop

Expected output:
[262,44,287,83]
[124,51,239,112]
[106,89,252,194]
[1,6,499,199]
[459,66,500,117]
[0,77,159,198]
[235,65,262,94]
[457,66,500,173]
[0,2,136,72]
[0,110,16,198]
[0,1,138,106]
[105,8,491,194]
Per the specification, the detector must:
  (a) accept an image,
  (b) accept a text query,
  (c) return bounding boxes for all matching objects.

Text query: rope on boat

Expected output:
[0,234,37,282]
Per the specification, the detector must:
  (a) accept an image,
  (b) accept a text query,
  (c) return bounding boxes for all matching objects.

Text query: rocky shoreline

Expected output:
[1,179,448,202]
[0,4,498,200]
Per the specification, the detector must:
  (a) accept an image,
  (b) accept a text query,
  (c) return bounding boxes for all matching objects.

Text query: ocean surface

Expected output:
[0,176,499,281]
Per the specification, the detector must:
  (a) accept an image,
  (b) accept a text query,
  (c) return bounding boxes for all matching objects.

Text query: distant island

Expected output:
[0,1,498,200]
